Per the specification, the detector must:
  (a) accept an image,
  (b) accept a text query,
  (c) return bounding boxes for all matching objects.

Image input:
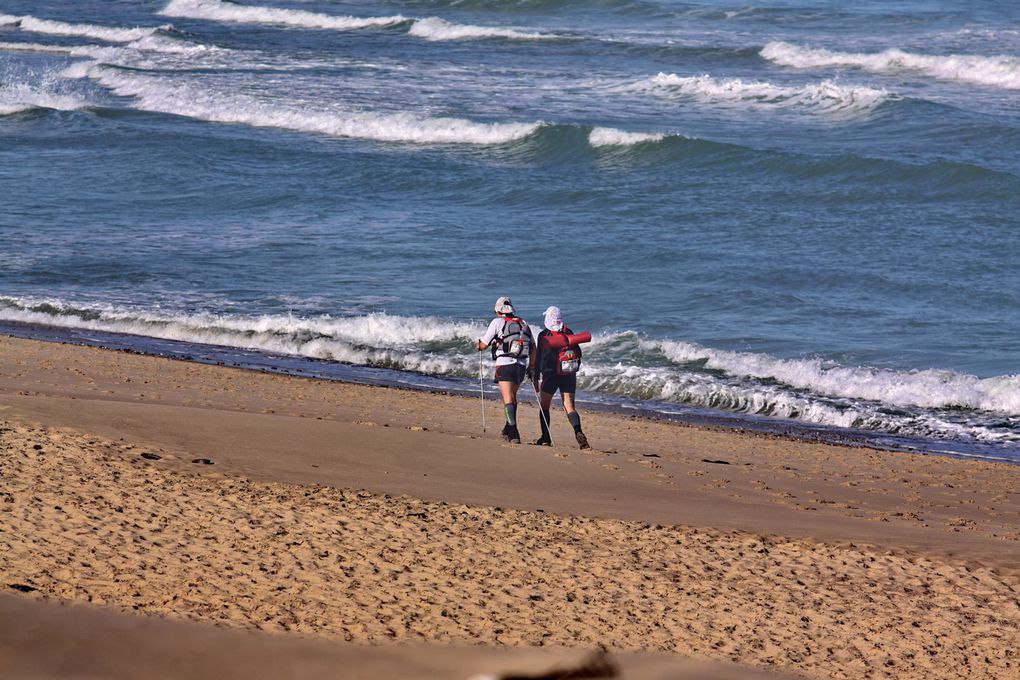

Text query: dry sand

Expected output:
[1,595,785,680]
[1,334,1019,679]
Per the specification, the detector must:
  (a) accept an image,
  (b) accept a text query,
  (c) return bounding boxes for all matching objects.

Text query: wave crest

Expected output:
[0,77,92,116]
[0,13,170,43]
[588,126,666,147]
[69,64,541,144]
[645,336,1020,415]
[408,17,556,41]
[761,41,1020,90]
[631,73,892,114]
[0,297,479,376]
[159,0,407,31]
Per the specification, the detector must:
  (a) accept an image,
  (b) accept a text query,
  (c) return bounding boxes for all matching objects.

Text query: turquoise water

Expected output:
[1,0,1019,454]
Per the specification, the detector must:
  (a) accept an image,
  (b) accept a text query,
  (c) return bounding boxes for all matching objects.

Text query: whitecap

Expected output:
[761,41,1020,90]
[631,73,893,114]
[0,297,480,377]
[644,336,1020,415]
[588,126,666,147]
[0,13,170,43]
[408,17,556,42]
[0,78,91,116]
[68,63,541,145]
[159,0,406,31]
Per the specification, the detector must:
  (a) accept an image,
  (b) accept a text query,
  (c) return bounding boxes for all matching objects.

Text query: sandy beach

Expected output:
[2,334,1019,679]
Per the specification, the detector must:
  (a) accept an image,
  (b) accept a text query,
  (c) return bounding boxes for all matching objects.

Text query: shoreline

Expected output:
[3,334,1020,678]
[2,319,1015,466]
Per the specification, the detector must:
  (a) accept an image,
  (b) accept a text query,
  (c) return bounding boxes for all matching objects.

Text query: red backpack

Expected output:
[552,331,581,376]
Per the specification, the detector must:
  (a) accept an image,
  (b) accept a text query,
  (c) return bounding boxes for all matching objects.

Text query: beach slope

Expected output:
[1,335,1019,679]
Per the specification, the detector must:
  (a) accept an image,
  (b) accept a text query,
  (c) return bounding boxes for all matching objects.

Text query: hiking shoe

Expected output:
[508,427,521,444]
[575,430,591,450]
[532,437,552,447]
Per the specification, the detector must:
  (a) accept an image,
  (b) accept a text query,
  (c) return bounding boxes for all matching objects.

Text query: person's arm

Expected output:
[477,318,499,351]
[530,330,544,381]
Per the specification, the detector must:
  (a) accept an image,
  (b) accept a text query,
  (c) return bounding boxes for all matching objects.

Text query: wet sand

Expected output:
[1,335,1019,679]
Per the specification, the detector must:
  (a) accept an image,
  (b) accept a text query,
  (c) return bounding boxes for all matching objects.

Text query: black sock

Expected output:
[539,408,551,440]
[504,403,517,427]
[567,411,582,434]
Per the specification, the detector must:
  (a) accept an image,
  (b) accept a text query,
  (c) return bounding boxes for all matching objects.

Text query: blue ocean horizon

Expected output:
[2,0,1018,457]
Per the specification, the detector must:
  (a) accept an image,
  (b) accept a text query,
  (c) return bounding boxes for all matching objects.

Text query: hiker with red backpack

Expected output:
[476,296,534,444]
[529,306,591,450]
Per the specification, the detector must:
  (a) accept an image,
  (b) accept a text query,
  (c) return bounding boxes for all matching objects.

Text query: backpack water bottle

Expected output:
[556,346,580,375]
[499,317,529,359]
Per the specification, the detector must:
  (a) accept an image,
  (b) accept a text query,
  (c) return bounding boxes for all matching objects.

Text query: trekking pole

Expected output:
[478,350,486,433]
[532,375,551,435]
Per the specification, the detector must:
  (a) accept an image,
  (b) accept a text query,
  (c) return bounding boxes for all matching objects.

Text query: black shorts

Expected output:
[494,363,526,385]
[540,372,576,395]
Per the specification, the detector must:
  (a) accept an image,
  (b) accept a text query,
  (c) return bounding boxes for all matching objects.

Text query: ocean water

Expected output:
[2,0,1019,459]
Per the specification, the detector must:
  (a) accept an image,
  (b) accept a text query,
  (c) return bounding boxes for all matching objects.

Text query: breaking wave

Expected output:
[0,297,480,376]
[0,14,171,43]
[66,63,541,144]
[159,0,407,31]
[1,296,1017,445]
[1,37,229,89]
[588,126,666,146]
[0,79,92,116]
[643,336,1020,415]
[761,41,1020,90]
[0,41,78,56]
[630,73,893,114]
[407,17,557,41]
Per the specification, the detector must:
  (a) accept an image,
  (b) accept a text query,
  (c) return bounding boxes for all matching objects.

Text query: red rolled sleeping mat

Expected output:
[543,332,592,349]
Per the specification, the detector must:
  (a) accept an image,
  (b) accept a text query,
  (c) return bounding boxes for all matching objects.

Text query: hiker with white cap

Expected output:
[476,296,534,444]
[529,305,591,450]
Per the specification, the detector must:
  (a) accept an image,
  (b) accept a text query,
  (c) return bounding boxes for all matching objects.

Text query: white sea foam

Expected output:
[0,14,170,43]
[0,298,478,376]
[580,362,873,429]
[408,17,556,42]
[632,73,892,114]
[761,41,1020,90]
[580,361,1018,443]
[0,78,91,116]
[66,63,540,144]
[0,41,77,55]
[1,38,222,85]
[588,126,666,147]
[1,297,1017,442]
[644,337,1020,415]
[159,0,406,31]
[125,34,222,55]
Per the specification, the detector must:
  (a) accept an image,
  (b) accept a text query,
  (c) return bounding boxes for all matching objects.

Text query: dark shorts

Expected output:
[540,372,576,395]
[494,363,526,385]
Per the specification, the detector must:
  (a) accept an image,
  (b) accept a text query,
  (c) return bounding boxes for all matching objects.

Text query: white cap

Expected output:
[494,296,515,315]
[543,306,563,331]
